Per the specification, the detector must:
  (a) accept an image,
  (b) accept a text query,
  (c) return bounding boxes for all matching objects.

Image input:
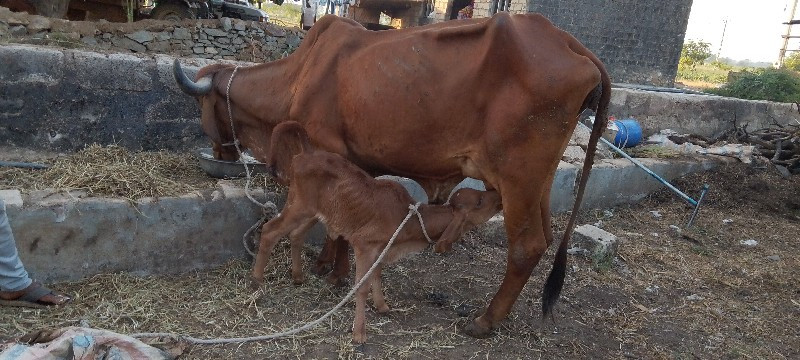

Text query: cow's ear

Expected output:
[201,96,222,144]
[434,212,467,254]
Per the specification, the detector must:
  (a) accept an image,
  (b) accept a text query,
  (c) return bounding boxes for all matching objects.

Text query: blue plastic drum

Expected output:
[612,119,642,148]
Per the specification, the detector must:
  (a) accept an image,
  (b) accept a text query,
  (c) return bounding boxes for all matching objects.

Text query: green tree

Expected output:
[782,52,800,72]
[679,40,713,70]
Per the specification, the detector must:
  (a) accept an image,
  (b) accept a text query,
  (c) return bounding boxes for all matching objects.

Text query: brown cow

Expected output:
[174,12,610,338]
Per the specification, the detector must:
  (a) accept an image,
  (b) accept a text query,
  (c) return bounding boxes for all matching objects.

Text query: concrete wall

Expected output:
[0,44,256,152]
[609,88,800,138]
[1,184,276,282]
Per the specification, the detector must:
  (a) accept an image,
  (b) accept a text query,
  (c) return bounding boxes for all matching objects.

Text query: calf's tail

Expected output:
[541,44,611,319]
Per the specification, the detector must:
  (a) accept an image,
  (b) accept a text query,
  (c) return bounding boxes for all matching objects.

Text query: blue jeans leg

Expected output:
[0,199,32,292]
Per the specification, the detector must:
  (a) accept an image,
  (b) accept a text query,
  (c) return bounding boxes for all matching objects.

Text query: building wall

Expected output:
[526,0,693,86]
[438,0,692,86]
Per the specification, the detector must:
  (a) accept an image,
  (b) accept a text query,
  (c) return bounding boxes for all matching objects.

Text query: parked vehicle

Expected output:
[19,0,273,23]
[148,0,270,22]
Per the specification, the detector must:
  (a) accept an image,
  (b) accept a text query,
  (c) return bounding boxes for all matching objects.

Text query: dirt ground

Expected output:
[0,159,798,359]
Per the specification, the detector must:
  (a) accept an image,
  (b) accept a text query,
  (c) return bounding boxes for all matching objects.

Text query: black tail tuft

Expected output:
[541,232,568,319]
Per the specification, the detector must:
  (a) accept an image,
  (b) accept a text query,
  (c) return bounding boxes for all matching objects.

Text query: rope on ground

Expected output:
[130,203,425,344]
[225,65,277,213]
[223,65,277,256]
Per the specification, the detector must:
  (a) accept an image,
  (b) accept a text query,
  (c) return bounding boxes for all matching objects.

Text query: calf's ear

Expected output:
[434,213,467,254]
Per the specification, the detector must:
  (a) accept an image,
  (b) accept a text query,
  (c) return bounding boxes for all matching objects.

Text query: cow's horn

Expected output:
[173,59,212,96]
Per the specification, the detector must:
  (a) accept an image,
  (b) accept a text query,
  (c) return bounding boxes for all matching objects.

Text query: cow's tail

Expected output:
[541,45,611,320]
[267,121,313,183]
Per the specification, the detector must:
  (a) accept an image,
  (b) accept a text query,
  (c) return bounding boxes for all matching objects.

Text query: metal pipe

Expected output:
[579,121,699,206]
[686,184,710,228]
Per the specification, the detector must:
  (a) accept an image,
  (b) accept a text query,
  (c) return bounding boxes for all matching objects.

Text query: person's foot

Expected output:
[0,281,71,308]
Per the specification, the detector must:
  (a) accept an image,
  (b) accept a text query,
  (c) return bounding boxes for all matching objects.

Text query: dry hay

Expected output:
[626,144,682,159]
[0,161,797,359]
[0,145,284,200]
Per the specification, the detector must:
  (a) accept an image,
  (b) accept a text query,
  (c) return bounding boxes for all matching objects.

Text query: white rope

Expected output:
[131,203,425,344]
[414,206,433,243]
[222,65,276,256]
[225,65,276,213]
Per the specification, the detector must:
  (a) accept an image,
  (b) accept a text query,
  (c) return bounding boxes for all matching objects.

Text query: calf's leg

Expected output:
[369,264,390,314]
[351,246,379,344]
[251,210,312,287]
[288,219,317,284]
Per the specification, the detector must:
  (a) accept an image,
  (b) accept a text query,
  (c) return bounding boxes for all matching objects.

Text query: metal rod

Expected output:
[580,121,698,206]
[686,184,710,228]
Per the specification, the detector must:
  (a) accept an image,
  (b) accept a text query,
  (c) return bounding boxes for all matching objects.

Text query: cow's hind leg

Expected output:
[541,178,556,247]
[465,179,549,338]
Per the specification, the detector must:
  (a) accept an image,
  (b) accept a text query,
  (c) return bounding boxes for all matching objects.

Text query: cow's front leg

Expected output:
[326,236,350,287]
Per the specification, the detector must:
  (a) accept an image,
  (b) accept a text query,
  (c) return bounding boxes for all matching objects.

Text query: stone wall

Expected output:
[0,44,256,152]
[526,0,692,87]
[0,6,304,62]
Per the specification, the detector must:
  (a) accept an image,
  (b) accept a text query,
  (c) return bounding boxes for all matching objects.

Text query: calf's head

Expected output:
[435,188,502,253]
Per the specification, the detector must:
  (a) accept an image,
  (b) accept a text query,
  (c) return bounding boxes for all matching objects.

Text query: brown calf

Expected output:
[251,122,502,343]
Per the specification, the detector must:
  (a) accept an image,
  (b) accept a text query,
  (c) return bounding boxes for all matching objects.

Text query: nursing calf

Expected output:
[251,122,502,343]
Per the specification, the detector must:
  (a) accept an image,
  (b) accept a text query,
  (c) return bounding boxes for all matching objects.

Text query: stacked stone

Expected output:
[86,19,304,61]
[0,7,304,63]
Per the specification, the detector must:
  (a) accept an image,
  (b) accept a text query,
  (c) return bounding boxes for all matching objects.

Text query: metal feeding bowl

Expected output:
[196,148,269,179]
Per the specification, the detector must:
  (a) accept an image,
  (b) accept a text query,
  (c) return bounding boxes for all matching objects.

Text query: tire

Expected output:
[151,2,195,22]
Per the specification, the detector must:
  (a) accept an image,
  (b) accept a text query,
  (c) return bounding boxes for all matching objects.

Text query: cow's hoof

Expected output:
[249,277,264,290]
[352,332,367,344]
[292,275,305,285]
[463,319,494,339]
[375,305,391,315]
[434,243,449,254]
[311,262,333,276]
[326,274,348,288]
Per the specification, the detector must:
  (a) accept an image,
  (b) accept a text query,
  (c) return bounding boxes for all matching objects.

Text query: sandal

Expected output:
[0,281,72,308]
